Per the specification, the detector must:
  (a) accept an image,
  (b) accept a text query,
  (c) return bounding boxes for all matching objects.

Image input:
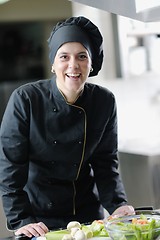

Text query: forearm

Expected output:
[95,169,128,214]
[0,90,34,229]
[1,190,36,230]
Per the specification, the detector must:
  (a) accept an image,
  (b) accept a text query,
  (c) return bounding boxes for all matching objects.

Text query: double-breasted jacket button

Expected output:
[53,107,57,112]
[53,140,57,144]
[78,140,82,144]
[47,202,53,209]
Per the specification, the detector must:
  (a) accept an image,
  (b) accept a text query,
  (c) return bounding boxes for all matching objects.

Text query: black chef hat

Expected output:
[47,16,104,77]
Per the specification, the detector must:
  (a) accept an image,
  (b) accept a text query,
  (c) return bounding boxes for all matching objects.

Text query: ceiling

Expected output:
[70,0,160,22]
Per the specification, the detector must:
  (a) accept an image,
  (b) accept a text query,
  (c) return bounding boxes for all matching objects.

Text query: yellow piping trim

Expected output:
[57,88,87,179]
[72,181,76,215]
[68,104,87,180]
[68,104,87,215]
[56,87,87,215]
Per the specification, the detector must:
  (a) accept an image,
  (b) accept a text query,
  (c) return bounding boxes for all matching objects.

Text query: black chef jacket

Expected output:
[0,77,127,230]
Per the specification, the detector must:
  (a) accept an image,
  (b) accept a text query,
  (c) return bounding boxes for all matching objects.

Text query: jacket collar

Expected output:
[50,76,67,103]
[50,76,88,106]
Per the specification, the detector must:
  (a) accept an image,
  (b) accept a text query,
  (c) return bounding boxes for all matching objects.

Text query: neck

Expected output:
[59,89,83,104]
[56,81,84,104]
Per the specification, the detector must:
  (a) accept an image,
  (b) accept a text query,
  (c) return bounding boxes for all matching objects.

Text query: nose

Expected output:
[68,57,79,69]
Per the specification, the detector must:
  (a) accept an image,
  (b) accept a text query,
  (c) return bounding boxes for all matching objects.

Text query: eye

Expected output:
[78,53,88,60]
[59,54,69,61]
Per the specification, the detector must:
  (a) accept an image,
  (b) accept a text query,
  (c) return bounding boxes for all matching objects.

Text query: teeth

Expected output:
[67,73,80,77]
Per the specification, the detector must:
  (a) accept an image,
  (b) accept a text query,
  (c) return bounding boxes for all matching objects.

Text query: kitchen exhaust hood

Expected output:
[70,0,160,22]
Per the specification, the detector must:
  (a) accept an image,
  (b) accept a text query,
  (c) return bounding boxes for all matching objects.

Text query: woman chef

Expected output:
[0,16,134,238]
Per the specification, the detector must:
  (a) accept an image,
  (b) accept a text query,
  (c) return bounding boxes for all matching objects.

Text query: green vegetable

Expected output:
[45,220,109,240]
[107,215,160,240]
[88,220,109,237]
[46,229,69,240]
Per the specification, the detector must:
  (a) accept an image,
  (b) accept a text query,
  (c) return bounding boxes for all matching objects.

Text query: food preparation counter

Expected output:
[0,237,111,240]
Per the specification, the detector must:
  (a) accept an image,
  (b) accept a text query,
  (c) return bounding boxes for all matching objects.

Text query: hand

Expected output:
[15,222,49,238]
[111,205,135,218]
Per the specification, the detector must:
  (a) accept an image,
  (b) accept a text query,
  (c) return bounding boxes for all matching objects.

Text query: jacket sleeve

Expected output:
[0,89,36,230]
[91,94,128,214]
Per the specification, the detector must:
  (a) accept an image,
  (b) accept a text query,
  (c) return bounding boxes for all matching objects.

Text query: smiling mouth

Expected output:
[66,73,81,79]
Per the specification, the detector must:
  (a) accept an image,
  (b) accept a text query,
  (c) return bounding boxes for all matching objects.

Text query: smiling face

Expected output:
[52,42,92,102]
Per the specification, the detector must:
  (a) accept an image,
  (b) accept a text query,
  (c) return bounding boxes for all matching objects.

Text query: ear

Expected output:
[90,66,93,73]
[51,65,55,73]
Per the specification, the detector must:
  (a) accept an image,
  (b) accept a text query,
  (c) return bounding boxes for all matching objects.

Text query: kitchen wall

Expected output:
[88,71,160,156]
[0,0,73,82]
[0,0,72,22]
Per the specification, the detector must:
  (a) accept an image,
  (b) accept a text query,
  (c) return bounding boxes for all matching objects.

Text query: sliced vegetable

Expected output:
[46,229,69,240]
[89,220,109,237]
[106,214,160,240]
[45,219,109,240]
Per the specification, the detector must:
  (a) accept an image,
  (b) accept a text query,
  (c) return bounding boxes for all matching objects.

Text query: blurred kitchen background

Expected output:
[1,0,160,237]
